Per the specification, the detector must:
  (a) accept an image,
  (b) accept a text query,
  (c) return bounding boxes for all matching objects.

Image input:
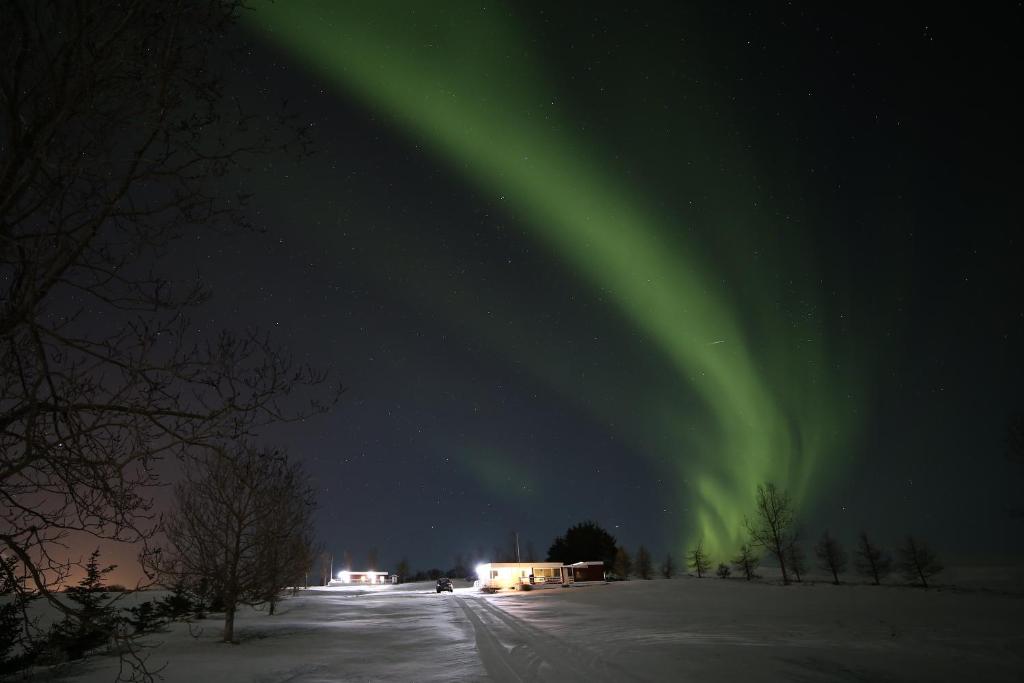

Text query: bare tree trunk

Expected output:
[914,554,929,589]
[223,603,236,644]
[773,527,790,585]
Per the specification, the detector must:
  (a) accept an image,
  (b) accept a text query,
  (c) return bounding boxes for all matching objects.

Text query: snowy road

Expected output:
[455,595,633,682]
[55,573,1024,682]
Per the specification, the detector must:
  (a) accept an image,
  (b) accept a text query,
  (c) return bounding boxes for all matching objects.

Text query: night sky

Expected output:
[146,2,1022,576]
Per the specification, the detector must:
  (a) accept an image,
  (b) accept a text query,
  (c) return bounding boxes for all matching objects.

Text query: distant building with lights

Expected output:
[328,570,398,585]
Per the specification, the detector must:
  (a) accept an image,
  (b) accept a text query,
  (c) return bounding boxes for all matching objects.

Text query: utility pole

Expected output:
[515,532,521,563]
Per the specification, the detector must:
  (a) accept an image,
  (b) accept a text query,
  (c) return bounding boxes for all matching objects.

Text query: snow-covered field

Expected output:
[39,570,1024,682]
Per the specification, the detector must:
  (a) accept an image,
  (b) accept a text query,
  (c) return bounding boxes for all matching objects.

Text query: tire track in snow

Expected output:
[456,596,637,682]
[455,597,526,682]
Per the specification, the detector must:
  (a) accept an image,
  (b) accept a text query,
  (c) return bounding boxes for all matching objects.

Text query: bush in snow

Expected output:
[125,601,166,635]
[155,580,201,621]
[716,563,731,579]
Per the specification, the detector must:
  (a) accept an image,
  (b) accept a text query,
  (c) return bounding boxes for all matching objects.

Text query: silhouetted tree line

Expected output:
[392,486,947,592]
[675,482,944,588]
[533,482,944,590]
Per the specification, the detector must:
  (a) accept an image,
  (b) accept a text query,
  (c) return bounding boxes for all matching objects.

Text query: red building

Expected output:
[567,561,605,583]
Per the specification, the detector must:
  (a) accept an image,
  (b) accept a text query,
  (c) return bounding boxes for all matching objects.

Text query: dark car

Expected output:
[436,577,453,593]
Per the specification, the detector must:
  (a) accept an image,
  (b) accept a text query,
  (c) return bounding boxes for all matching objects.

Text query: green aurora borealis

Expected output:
[247,2,861,558]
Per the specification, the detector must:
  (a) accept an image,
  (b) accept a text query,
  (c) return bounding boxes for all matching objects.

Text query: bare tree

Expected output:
[1008,412,1024,462]
[1008,413,1024,517]
[153,445,315,642]
[293,539,321,593]
[732,544,760,581]
[896,536,943,589]
[525,541,537,562]
[0,0,330,667]
[744,483,797,584]
[815,531,848,585]
[660,553,676,579]
[255,471,316,615]
[318,552,333,586]
[634,545,653,579]
[854,532,892,585]
[395,558,410,583]
[449,554,470,579]
[613,546,632,580]
[687,540,711,578]
[785,543,807,583]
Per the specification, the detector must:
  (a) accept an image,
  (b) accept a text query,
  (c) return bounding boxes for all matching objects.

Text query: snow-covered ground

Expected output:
[40,570,1024,682]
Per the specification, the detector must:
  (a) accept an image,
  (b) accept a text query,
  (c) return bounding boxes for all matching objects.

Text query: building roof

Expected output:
[478,562,565,569]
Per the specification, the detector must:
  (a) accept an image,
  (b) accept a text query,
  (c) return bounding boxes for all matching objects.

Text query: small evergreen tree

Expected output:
[612,546,633,579]
[635,546,653,579]
[896,536,943,588]
[732,544,760,581]
[687,541,711,578]
[786,543,807,582]
[815,531,848,585]
[716,563,731,579]
[660,553,676,579]
[155,579,197,621]
[1,556,38,674]
[49,550,119,660]
[125,601,165,635]
[854,532,891,585]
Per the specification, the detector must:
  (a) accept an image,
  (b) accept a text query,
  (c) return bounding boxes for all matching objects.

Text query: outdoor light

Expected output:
[475,564,487,580]
[339,570,351,582]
